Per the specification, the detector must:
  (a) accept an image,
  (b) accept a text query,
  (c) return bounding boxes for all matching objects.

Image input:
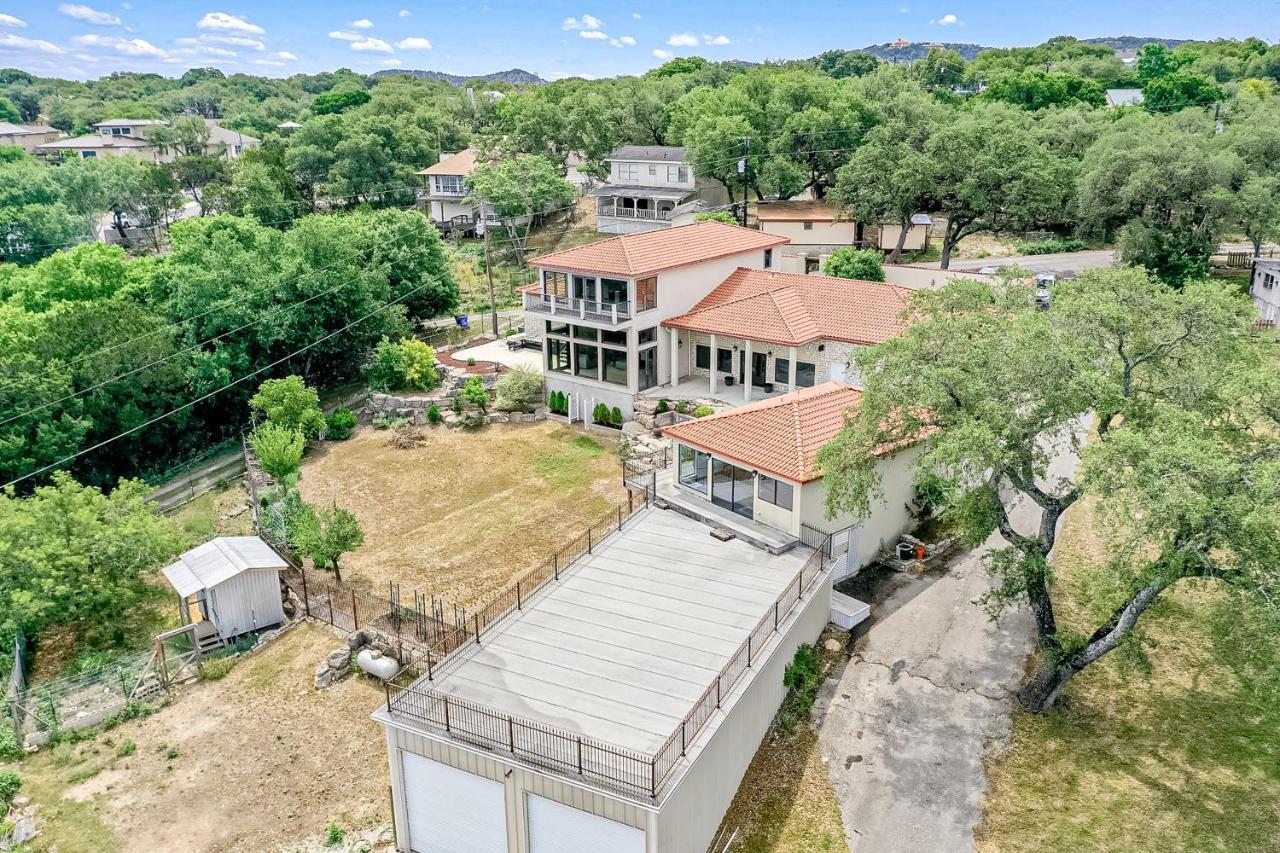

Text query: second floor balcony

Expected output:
[522,291,632,324]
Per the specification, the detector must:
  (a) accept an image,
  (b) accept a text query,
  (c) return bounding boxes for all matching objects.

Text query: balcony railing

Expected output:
[523,291,632,324]
[597,205,674,221]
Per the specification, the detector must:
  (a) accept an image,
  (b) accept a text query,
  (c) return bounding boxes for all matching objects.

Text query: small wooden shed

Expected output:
[162,536,287,643]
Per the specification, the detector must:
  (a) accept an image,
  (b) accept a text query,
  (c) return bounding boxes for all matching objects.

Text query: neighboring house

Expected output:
[416,147,502,235]
[1105,88,1144,107]
[36,117,259,162]
[376,503,836,853]
[1250,257,1280,323]
[755,200,928,273]
[591,145,729,234]
[659,268,912,404]
[522,220,788,420]
[662,381,921,578]
[160,536,287,645]
[880,263,992,291]
[0,122,61,152]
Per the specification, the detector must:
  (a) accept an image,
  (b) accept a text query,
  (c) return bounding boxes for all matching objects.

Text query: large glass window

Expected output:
[574,343,598,379]
[544,271,568,298]
[435,175,463,194]
[695,345,710,370]
[572,325,598,341]
[796,361,816,387]
[617,162,639,181]
[678,445,709,492]
[716,348,733,374]
[638,346,657,390]
[711,459,754,518]
[758,475,794,511]
[546,320,570,337]
[600,329,626,346]
[637,327,657,345]
[636,277,656,312]
[573,276,596,302]
[774,357,790,385]
[546,338,570,373]
[601,278,628,304]
[602,347,628,386]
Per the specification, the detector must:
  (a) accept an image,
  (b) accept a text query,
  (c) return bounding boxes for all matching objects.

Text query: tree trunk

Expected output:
[940,225,957,269]
[332,560,343,586]
[888,216,911,264]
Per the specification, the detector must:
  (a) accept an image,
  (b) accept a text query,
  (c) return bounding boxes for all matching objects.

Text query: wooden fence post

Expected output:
[352,590,359,630]
[327,588,334,626]
[300,570,310,618]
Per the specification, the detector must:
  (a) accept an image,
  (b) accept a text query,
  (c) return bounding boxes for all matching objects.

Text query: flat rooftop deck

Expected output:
[420,507,810,756]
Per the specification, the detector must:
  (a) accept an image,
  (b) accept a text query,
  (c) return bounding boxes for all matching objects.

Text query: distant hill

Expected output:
[1080,35,1191,51]
[370,68,545,86]
[860,42,991,62]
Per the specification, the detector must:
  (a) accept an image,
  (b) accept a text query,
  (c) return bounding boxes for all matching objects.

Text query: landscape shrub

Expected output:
[656,399,669,414]
[0,771,20,806]
[372,413,409,430]
[610,406,624,426]
[250,422,305,481]
[592,403,610,425]
[466,357,477,366]
[326,819,345,847]
[426,403,442,424]
[116,738,136,757]
[674,400,690,414]
[461,376,488,411]
[197,656,235,681]
[494,366,543,412]
[778,644,823,734]
[0,719,20,761]
[451,394,463,414]
[325,408,357,440]
[366,337,440,392]
[548,389,568,415]
[693,405,716,418]
[823,247,885,282]
[250,376,326,438]
[1014,237,1085,255]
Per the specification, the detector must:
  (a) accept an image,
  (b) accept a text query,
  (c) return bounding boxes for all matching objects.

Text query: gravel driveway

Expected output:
[815,427,1084,852]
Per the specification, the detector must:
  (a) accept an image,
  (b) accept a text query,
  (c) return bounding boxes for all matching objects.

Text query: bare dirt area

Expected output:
[297,421,627,605]
[8,624,388,853]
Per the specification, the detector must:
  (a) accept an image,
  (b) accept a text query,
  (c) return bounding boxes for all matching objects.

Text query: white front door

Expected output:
[401,752,508,853]
[526,794,645,853]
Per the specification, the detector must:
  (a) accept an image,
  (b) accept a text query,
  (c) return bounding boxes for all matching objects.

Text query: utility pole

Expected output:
[737,136,751,227]
[479,196,499,338]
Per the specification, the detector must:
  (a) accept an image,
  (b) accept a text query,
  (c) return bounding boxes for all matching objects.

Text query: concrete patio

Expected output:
[639,377,790,408]
[452,338,542,372]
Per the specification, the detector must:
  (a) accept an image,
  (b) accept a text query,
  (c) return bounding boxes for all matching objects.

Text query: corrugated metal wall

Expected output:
[208,568,284,640]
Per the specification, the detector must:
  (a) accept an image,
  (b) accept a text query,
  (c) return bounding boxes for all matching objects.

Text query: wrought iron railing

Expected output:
[521,291,632,324]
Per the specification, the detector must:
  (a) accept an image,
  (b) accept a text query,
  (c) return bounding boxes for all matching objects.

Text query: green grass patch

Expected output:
[532,432,607,488]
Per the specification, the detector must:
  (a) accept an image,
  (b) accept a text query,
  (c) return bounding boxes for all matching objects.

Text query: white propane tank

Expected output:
[357,648,400,680]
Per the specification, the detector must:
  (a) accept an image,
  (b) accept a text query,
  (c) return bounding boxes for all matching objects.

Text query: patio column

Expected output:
[709,334,718,397]
[669,327,680,386]
[743,339,753,403]
[788,346,798,392]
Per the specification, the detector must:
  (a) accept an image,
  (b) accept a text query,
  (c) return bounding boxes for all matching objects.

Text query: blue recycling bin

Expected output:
[455,314,470,330]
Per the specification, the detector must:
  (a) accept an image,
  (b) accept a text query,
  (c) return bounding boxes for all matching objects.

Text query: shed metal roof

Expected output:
[161,536,287,598]
[607,145,686,162]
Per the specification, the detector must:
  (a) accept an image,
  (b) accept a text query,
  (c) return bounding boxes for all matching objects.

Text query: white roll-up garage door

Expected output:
[526,794,645,853]
[401,751,508,853]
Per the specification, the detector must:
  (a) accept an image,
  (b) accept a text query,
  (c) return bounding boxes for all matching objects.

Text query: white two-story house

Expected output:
[523,220,789,420]
[591,146,730,235]
[37,118,258,162]
[1250,257,1280,324]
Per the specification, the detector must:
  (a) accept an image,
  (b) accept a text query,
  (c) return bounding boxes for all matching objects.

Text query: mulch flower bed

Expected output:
[437,338,504,375]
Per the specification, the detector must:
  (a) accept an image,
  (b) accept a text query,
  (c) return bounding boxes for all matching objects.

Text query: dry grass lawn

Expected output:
[297,421,626,605]
[977,496,1280,852]
[4,624,388,853]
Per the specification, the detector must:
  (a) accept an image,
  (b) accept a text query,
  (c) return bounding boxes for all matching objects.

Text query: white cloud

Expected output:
[899,6,910,12]
[562,14,603,31]
[350,36,393,53]
[252,58,286,66]
[175,44,236,57]
[329,30,361,41]
[667,32,699,47]
[609,35,635,47]
[0,31,64,54]
[578,30,607,40]
[179,33,263,50]
[73,33,169,57]
[632,13,641,20]
[395,36,432,50]
[702,34,730,45]
[398,9,411,17]
[0,13,26,28]
[273,50,297,60]
[197,12,264,35]
[931,13,959,25]
[381,58,402,67]
[547,70,594,81]
[351,18,374,29]
[58,4,121,26]
[652,48,673,59]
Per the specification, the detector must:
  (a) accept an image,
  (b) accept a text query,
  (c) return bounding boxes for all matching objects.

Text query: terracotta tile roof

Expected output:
[528,220,788,279]
[418,147,480,177]
[663,268,911,347]
[754,200,841,222]
[663,382,863,483]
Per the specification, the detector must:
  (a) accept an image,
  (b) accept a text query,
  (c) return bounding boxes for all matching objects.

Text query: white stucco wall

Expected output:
[882,264,992,291]
[1251,259,1280,322]
[879,223,928,251]
[802,445,922,568]
[758,219,859,246]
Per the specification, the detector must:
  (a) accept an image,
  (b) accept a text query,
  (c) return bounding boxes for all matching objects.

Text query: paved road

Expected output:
[816,426,1084,853]
[923,249,1117,278]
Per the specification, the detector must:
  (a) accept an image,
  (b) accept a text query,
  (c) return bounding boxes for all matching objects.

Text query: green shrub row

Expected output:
[592,403,624,427]
[1013,237,1085,255]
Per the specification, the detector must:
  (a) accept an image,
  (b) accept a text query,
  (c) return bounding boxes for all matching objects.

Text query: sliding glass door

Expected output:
[710,458,754,518]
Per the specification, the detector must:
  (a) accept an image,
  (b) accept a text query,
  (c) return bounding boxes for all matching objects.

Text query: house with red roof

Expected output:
[656,268,912,405]
[662,381,921,577]
[523,219,788,421]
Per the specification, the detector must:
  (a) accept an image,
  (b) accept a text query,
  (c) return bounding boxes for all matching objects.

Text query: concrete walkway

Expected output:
[815,426,1084,853]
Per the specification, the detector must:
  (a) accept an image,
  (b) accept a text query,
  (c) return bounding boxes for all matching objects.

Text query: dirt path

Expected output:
[49,625,388,852]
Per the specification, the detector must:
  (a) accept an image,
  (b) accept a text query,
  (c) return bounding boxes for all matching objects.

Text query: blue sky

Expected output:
[0,2,1276,81]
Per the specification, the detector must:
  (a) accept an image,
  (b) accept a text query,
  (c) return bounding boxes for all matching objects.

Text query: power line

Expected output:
[2,278,433,490]
[0,244,433,429]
